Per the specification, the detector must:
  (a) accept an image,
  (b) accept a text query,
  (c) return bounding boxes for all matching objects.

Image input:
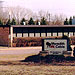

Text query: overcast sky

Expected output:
[2,0,75,17]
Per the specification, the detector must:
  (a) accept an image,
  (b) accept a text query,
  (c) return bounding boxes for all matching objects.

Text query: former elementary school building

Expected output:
[0,25,75,47]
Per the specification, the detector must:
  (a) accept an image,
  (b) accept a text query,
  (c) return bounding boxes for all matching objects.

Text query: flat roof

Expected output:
[0,25,75,28]
[11,25,75,28]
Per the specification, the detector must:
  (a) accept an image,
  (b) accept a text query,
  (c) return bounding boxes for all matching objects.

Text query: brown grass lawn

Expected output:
[0,56,75,75]
[0,54,35,61]
[0,51,75,75]
[0,65,75,75]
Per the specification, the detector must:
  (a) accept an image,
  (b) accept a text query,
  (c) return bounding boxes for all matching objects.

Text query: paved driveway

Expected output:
[0,47,42,55]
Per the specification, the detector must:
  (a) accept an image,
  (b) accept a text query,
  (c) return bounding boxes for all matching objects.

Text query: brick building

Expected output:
[0,25,75,47]
[0,25,10,46]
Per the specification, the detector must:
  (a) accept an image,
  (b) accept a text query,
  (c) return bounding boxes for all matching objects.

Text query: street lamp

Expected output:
[48,13,50,25]
[9,11,11,20]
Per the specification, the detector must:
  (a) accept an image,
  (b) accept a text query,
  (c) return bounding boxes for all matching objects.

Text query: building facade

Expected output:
[0,25,75,46]
[0,25,10,46]
[12,25,75,38]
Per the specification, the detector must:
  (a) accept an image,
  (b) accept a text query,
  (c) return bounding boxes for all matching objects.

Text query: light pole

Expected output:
[9,11,11,20]
[48,13,50,25]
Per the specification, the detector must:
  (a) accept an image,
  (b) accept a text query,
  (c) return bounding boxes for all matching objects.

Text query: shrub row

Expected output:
[12,36,75,47]
[13,37,42,47]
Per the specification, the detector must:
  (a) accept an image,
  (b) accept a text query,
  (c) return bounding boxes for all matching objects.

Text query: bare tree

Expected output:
[37,10,66,25]
[5,6,34,24]
[0,7,9,25]
[38,10,49,20]
[51,14,66,25]
[37,10,53,25]
[0,5,66,25]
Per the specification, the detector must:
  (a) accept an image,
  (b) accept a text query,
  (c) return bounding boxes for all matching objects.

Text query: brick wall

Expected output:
[0,26,10,46]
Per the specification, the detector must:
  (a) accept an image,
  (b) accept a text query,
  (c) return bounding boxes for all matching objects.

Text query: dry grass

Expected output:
[0,54,35,61]
[0,48,75,75]
[0,65,75,75]
[0,54,75,75]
